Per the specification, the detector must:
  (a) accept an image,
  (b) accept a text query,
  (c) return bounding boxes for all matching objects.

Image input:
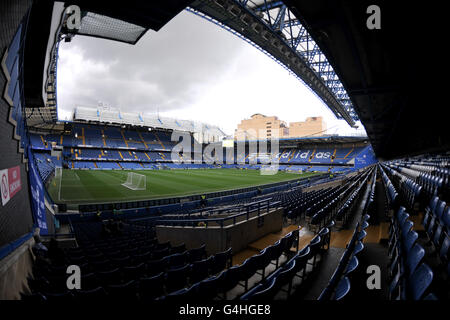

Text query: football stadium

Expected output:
[0,0,448,309]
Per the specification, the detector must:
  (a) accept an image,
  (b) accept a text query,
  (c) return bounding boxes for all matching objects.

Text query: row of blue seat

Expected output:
[422,196,450,270]
[161,227,302,300]
[239,226,330,300]
[318,167,376,300]
[333,170,372,227]
[318,217,369,300]
[391,161,446,198]
[380,165,399,209]
[388,207,437,300]
[384,165,422,211]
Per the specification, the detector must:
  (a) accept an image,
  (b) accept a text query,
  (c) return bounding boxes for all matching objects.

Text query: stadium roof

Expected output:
[23,0,192,127]
[73,106,225,137]
[283,0,448,160]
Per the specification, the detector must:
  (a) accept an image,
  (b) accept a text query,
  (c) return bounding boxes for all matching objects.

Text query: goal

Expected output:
[55,167,63,201]
[122,172,146,190]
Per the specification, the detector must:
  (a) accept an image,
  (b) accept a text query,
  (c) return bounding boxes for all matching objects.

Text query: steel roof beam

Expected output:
[189,0,357,127]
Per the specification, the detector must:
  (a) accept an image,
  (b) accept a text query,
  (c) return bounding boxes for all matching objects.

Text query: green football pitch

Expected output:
[47,169,320,205]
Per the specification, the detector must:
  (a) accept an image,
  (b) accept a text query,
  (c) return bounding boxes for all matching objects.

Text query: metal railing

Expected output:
[154,199,281,228]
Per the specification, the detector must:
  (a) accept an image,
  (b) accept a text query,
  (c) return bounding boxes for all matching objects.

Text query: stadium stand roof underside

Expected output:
[25,0,447,160]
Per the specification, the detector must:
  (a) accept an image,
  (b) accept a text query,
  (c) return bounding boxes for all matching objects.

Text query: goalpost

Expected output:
[122,172,146,190]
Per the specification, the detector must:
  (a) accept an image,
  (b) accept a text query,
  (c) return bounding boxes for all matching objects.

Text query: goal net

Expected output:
[55,167,63,201]
[122,172,146,190]
[55,167,62,178]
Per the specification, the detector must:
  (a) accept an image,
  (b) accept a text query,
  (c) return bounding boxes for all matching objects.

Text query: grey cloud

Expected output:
[57,10,246,117]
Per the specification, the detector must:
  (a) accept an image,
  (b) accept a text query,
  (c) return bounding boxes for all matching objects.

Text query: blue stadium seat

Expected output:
[405,243,425,277]
[218,267,241,299]
[139,272,165,300]
[440,236,450,264]
[408,263,434,300]
[403,230,418,254]
[248,277,277,300]
[187,244,207,263]
[165,264,190,294]
[190,256,213,284]
[308,236,322,268]
[344,255,359,276]
[353,241,364,256]
[358,230,367,242]
[254,247,273,280]
[275,259,297,296]
[334,277,351,300]
[210,248,232,275]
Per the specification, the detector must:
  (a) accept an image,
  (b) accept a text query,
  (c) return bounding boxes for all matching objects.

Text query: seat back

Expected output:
[435,201,446,219]
[353,241,364,256]
[147,257,168,276]
[422,211,431,229]
[396,206,406,221]
[139,272,165,300]
[345,255,359,276]
[196,275,220,299]
[155,240,171,250]
[433,224,443,246]
[398,211,409,230]
[427,216,436,235]
[406,243,425,277]
[403,230,418,253]
[240,255,258,280]
[358,229,367,242]
[259,246,273,269]
[440,236,450,262]
[220,266,241,292]
[165,287,189,299]
[187,244,206,263]
[283,231,296,253]
[123,263,145,282]
[441,207,450,228]
[168,251,187,268]
[170,243,186,255]
[361,221,369,230]
[401,220,414,239]
[429,196,439,213]
[409,263,434,300]
[271,240,283,260]
[152,247,169,260]
[279,234,290,253]
[309,236,322,256]
[251,277,277,300]
[276,259,296,287]
[210,247,232,274]
[166,264,190,293]
[334,277,351,300]
[190,256,213,283]
[319,228,330,245]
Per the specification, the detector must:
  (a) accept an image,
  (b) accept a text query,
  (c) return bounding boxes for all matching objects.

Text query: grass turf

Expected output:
[47,168,320,205]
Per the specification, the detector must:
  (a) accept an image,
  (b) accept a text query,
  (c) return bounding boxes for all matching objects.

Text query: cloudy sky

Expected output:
[57,9,366,137]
